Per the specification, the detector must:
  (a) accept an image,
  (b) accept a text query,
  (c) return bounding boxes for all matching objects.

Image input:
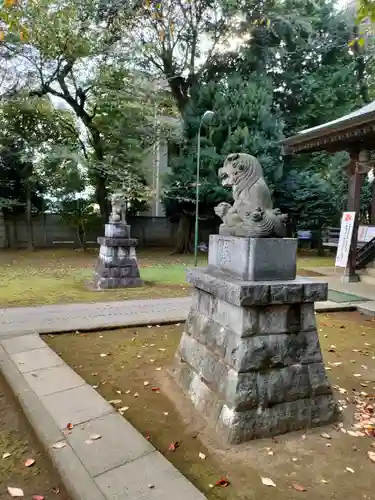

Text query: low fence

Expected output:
[0,214,216,249]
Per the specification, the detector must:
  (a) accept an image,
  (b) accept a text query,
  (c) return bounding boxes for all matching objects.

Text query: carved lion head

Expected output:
[218,153,263,188]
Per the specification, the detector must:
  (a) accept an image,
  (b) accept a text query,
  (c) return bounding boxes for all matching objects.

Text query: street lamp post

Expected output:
[194,110,215,267]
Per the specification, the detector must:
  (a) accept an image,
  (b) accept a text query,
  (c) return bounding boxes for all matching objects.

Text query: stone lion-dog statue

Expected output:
[215,153,287,237]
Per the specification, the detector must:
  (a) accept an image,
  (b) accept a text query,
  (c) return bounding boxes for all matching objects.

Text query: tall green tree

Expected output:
[164,75,283,252]
[0,0,156,219]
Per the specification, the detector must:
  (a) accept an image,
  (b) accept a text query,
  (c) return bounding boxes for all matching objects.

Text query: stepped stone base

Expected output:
[172,236,338,444]
[92,223,143,290]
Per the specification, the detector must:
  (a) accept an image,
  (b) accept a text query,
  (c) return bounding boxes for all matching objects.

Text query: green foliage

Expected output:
[164,75,283,222]
[58,196,99,248]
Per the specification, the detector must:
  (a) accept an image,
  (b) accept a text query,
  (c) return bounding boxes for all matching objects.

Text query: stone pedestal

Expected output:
[92,223,143,290]
[172,236,337,444]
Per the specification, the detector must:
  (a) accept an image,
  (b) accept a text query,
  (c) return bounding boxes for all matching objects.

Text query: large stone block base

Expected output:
[172,260,338,444]
[92,223,143,290]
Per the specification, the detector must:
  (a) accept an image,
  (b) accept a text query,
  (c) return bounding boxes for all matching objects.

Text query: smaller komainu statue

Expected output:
[215,153,287,238]
[109,191,127,224]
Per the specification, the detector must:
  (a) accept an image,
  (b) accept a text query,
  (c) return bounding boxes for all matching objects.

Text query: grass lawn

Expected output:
[0,248,334,307]
[45,311,375,500]
[0,375,69,500]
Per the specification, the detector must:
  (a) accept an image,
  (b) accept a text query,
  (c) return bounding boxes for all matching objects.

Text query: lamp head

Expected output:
[202,110,215,123]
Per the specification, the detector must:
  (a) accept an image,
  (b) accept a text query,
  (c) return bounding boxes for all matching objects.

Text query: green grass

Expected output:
[0,248,334,307]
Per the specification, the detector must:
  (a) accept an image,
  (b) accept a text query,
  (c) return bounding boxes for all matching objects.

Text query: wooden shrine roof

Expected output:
[282,101,375,154]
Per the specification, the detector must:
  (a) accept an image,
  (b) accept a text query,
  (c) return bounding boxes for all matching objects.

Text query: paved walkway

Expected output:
[0,297,191,338]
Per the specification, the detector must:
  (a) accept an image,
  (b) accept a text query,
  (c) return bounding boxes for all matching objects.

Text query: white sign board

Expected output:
[335,212,356,268]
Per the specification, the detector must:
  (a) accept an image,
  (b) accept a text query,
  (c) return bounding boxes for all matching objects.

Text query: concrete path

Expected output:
[0,334,206,500]
[0,297,191,338]
[0,292,365,340]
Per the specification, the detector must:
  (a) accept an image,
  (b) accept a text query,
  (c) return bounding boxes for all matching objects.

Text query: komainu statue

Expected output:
[215,153,287,237]
[109,191,127,224]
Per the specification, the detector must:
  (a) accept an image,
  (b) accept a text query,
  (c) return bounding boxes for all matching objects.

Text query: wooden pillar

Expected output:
[343,149,365,282]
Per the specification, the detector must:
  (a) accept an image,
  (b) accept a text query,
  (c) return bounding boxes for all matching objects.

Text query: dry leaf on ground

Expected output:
[215,479,230,487]
[85,439,94,445]
[89,433,101,441]
[143,381,150,387]
[261,477,276,487]
[368,451,375,463]
[346,467,355,473]
[134,392,139,398]
[52,441,67,449]
[199,452,206,460]
[7,487,24,497]
[291,483,306,492]
[108,399,122,405]
[24,458,35,467]
[2,452,11,459]
[320,433,331,440]
[119,406,130,413]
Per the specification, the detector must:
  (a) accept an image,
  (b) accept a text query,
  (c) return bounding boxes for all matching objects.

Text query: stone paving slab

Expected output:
[24,364,85,397]
[41,384,114,429]
[95,449,206,500]
[11,347,64,373]
[0,335,207,500]
[65,413,154,477]
[2,333,46,353]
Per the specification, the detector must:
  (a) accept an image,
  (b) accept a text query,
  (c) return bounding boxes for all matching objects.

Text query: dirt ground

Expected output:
[44,311,375,500]
[0,376,69,500]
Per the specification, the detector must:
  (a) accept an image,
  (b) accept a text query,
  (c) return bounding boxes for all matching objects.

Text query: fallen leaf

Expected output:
[66,423,73,430]
[328,345,336,352]
[155,367,162,371]
[7,487,24,497]
[52,487,60,494]
[100,353,107,358]
[368,451,375,463]
[320,479,329,484]
[148,484,155,489]
[301,434,307,440]
[85,439,94,445]
[163,412,169,416]
[116,390,122,395]
[158,348,166,352]
[119,406,130,413]
[125,390,131,394]
[346,467,355,473]
[108,399,122,405]
[320,433,331,440]
[268,451,275,456]
[291,483,306,492]
[216,479,230,487]
[24,458,35,467]
[261,477,276,487]
[143,381,150,387]
[52,441,67,449]
[353,374,362,377]
[89,433,101,441]
[292,457,298,462]
[134,392,139,398]
[2,452,11,459]
[149,359,155,363]
[168,441,180,452]
[32,496,45,500]
[199,452,206,460]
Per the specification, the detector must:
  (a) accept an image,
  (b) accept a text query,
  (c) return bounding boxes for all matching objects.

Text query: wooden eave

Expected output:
[282,105,375,154]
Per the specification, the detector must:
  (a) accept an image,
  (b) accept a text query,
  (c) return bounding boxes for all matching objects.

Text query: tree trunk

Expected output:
[95,175,109,220]
[25,187,34,251]
[174,214,193,253]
